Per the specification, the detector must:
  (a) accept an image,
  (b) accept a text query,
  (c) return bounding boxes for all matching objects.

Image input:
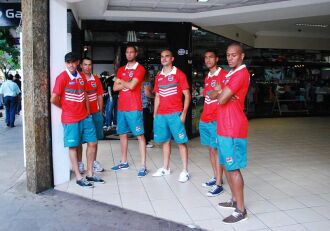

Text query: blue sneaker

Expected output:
[137,168,148,177]
[76,177,93,188]
[206,185,224,197]
[202,177,216,188]
[111,162,129,171]
[86,175,105,184]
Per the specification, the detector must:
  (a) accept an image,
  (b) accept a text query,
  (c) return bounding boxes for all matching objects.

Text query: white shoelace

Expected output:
[232,211,241,218]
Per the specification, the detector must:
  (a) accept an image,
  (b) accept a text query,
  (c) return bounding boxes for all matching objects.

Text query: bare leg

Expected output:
[137,134,147,168]
[178,143,188,171]
[94,144,98,161]
[211,148,224,185]
[162,141,171,170]
[77,144,83,162]
[224,168,236,201]
[69,147,82,180]
[228,170,245,211]
[119,134,128,163]
[209,147,217,178]
[86,142,97,177]
[216,163,224,186]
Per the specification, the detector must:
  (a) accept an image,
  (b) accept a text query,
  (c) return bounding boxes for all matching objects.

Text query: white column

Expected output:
[50,0,70,185]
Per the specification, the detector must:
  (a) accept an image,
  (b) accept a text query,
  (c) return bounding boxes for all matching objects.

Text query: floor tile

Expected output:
[295,194,329,207]
[256,211,297,227]
[231,213,267,231]
[270,198,305,210]
[247,200,280,214]
[271,224,308,231]
[311,204,330,219]
[285,208,326,223]
[302,220,330,231]
[194,219,235,231]
[186,206,222,221]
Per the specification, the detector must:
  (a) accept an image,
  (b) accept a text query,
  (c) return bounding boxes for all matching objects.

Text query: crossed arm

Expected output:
[113,78,139,91]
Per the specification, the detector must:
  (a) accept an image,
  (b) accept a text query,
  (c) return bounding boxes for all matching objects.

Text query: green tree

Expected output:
[0,29,20,79]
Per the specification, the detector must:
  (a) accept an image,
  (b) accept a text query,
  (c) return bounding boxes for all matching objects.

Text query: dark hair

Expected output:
[64,52,79,62]
[227,42,244,53]
[7,74,14,80]
[81,57,92,63]
[126,44,138,52]
[204,49,219,57]
[161,48,174,57]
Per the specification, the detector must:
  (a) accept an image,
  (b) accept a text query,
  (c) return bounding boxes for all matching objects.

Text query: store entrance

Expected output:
[80,21,193,137]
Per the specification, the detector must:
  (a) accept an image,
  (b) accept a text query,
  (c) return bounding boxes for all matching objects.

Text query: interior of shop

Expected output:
[72,13,330,137]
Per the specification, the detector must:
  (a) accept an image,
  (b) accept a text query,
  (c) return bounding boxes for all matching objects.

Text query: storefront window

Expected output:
[191,27,330,135]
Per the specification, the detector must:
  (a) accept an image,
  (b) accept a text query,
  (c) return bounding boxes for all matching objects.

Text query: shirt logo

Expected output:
[80,80,84,85]
[91,82,96,87]
[68,81,75,85]
[178,133,185,139]
[168,75,174,81]
[211,80,216,87]
[135,126,141,132]
[226,157,233,165]
[129,72,134,78]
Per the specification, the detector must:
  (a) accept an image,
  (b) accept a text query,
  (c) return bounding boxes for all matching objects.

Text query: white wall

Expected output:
[50,0,70,185]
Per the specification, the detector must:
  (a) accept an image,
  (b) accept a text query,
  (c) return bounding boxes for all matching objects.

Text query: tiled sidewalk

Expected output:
[56,117,330,231]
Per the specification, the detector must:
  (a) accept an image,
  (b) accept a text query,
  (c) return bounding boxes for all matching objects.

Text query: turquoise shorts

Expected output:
[116,110,144,136]
[217,135,247,171]
[199,120,217,149]
[154,112,188,144]
[63,115,97,148]
[92,112,104,140]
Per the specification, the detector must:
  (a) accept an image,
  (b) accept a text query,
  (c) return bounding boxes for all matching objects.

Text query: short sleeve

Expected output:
[227,72,248,94]
[116,68,123,80]
[95,77,104,96]
[154,75,159,93]
[178,71,189,90]
[53,75,66,96]
[133,65,145,83]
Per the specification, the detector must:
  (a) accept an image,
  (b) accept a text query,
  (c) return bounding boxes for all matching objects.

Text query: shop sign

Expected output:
[178,48,186,56]
[0,3,21,27]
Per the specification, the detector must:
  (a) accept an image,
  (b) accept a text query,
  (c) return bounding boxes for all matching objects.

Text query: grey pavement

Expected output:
[0,109,202,231]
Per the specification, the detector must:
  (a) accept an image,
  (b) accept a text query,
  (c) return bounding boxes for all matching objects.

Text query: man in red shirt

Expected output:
[51,52,103,187]
[152,49,191,183]
[200,50,226,196]
[215,43,250,224]
[77,57,105,178]
[112,45,148,177]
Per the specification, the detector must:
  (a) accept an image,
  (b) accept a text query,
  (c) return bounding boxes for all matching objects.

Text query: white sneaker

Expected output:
[146,142,154,148]
[178,170,190,183]
[78,162,85,174]
[93,160,104,172]
[152,167,171,177]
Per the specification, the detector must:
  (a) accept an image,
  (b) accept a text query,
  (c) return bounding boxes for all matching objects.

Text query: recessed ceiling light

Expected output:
[192,26,199,31]
[197,0,209,2]
[296,23,328,28]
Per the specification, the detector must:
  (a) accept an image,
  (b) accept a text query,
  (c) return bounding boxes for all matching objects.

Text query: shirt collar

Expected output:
[125,62,139,70]
[86,73,95,81]
[208,67,221,78]
[226,64,246,78]
[160,66,177,76]
[66,68,81,80]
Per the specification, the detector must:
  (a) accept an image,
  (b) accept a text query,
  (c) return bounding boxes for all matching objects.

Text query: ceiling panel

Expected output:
[107,0,288,13]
